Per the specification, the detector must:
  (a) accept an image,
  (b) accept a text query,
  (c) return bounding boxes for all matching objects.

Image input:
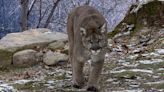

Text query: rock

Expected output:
[0,28,67,66]
[61,43,69,55]
[43,51,56,65]
[107,39,113,47]
[43,51,68,66]
[48,41,65,51]
[0,49,13,67]
[130,47,145,54]
[0,84,18,92]
[155,49,164,55]
[13,49,41,67]
[147,39,156,45]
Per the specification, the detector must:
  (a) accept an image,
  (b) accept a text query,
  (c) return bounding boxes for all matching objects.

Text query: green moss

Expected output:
[0,66,10,72]
[159,73,164,77]
[45,73,67,81]
[104,62,117,70]
[13,81,45,90]
[0,50,12,60]
[61,49,69,55]
[115,71,137,79]
[141,0,161,16]
[108,27,121,38]
[138,62,164,70]
[113,70,154,80]
[143,83,164,89]
[54,74,66,80]
[0,50,13,66]
[13,81,34,90]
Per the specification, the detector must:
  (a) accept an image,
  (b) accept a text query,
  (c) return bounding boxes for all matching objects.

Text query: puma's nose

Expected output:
[90,45,101,51]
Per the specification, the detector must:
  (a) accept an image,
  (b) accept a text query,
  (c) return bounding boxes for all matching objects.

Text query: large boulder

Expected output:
[12,49,42,67]
[0,28,67,66]
[43,51,68,66]
[48,41,65,51]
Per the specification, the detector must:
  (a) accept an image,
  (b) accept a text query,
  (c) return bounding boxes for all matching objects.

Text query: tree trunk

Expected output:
[20,0,29,31]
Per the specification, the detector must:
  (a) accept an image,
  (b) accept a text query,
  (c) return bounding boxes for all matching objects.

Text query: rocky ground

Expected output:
[0,26,163,92]
[0,1,164,91]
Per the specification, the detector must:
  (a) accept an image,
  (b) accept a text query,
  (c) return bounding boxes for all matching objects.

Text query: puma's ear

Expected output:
[101,23,107,33]
[80,27,86,35]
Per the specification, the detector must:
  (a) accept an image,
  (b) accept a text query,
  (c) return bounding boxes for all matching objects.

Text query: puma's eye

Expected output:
[89,40,93,43]
[98,26,101,30]
[98,39,100,42]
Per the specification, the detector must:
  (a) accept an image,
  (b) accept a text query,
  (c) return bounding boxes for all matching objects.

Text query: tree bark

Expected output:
[44,0,61,28]
[28,0,37,16]
[20,0,29,31]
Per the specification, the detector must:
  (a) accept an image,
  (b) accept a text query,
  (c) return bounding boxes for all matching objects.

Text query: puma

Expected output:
[67,5,107,91]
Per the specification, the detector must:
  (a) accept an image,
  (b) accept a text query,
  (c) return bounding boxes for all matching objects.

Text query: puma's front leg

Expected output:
[72,56,85,88]
[87,54,105,91]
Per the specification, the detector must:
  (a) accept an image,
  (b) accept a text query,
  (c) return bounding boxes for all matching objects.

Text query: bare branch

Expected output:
[28,0,37,16]
[44,0,61,28]
[71,0,76,7]
[36,0,42,28]
[85,0,91,5]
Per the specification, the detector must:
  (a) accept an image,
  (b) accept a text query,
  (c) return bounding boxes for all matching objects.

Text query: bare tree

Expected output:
[36,0,42,28]
[28,0,37,16]
[1,0,5,32]
[44,0,61,28]
[20,0,29,31]
[85,0,91,5]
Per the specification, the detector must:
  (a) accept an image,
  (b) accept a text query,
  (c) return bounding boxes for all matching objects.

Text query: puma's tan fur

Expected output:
[67,5,107,91]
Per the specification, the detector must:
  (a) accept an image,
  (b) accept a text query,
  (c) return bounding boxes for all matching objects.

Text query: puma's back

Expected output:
[67,5,106,34]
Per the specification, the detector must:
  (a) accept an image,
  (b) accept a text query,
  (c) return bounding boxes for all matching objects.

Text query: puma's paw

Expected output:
[87,86,98,92]
[73,84,82,89]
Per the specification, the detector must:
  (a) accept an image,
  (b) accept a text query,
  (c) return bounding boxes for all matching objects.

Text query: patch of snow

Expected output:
[158,68,164,71]
[44,31,52,34]
[122,62,139,67]
[139,59,163,64]
[141,52,160,58]
[47,80,55,84]
[48,85,55,89]
[158,0,164,1]
[131,48,143,53]
[121,31,131,36]
[112,89,143,92]
[111,69,153,74]
[155,49,164,55]
[0,80,3,84]
[144,80,164,85]
[149,52,160,57]
[127,54,139,60]
[0,83,18,92]
[14,79,32,84]
[130,69,153,73]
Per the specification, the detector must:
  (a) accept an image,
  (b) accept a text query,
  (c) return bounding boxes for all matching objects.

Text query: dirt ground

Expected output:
[0,27,164,92]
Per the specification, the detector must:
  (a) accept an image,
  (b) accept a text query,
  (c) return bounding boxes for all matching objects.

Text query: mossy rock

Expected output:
[47,41,66,51]
[108,1,164,38]
[0,49,13,67]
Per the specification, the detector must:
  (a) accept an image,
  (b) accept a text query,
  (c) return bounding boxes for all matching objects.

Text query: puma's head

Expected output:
[80,23,107,55]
